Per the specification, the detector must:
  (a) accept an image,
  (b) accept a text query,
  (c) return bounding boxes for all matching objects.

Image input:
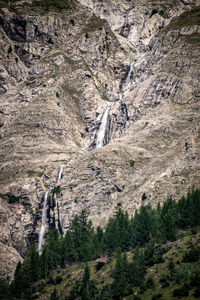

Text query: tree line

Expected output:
[1,188,200,299]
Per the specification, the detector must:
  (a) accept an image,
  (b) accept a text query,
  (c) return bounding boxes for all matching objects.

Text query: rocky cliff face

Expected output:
[0,0,200,278]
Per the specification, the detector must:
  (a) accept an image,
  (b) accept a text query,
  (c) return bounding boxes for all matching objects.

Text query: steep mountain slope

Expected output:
[0,0,200,277]
[23,231,200,300]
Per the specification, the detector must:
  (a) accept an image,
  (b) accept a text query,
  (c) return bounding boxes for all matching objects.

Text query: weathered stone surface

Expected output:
[0,0,200,278]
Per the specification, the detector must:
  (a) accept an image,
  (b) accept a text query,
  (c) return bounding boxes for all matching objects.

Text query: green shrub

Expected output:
[145,276,155,290]
[0,277,10,299]
[27,170,43,177]
[47,276,55,284]
[69,19,75,26]
[52,186,61,194]
[150,9,158,18]
[55,275,62,284]
[7,45,12,54]
[152,293,162,300]
[194,287,200,298]
[95,261,105,271]
[7,193,20,204]
[159,274,170,288]
[167,258,175,271]
[50,288,58,300]
[173,286,189,297]
[129,160,135,167]
[190,267,200,288]
[33,0,73,11]
[142,192,147,201]
[182,245,200,262]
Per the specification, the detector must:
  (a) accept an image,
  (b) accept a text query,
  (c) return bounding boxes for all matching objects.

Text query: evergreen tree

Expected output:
[112,249,132,299]
[81,264,90,290]
[81,288,90,300]
[40,229,61,274]
[96,226,103,243]
[11,261,27,296]
[187,189,200,227]
[40,245,49,278]
[176,196,189,228]
[129,247,146,287]
[0,277,10,300]
[103,218,120,253]
[70,210,96,261]
[50,288,58,300]
[29,244,41,281]
[67,280,81,300]
[159,198,177,241]
[61,230,78,265]
[130,205,157,247]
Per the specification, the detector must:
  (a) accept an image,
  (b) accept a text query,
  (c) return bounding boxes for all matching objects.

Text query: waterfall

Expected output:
[96,107,110,149]
[125,62,134,87]
[58,165,64,182]
[38,191,49,254]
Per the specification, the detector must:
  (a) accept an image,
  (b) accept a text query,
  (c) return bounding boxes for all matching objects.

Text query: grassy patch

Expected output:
[32,0,75,12]
[0,1,9,8]
[27,170,43,177]
[33,231,200,299]
[61,83,81,97]
[166,7,200,31]
[185,33,200,45]
[81,15,106,34]
[159,10,170,19]
[0,193,7,200]
[129,48,137,54]
[101,94,110,101]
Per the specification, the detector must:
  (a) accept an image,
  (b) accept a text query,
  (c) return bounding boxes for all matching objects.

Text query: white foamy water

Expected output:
[58,165,64,182]
[125,62,134,87]
[96,107,110,149]
[38,191,49,254]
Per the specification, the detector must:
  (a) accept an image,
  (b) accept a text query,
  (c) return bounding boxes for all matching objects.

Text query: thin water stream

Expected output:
[38,191,49,254]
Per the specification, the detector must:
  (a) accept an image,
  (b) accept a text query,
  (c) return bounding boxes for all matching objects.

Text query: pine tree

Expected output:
[50,288,58,300]
[0,277,10,300]
[82,264,90,289]
[61,230,78,265]
[160,198,177,241]
[70,210,96,261]
[129,247,146,287]
[112,249,132,299]
[81,288,90,300]
[11,261,26,296]
[29,244,40,281]
[80,264,91,299]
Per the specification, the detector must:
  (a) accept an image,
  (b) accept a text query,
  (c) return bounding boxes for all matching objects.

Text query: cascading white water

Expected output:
[125,62,134,87]
[58,165,64,182]
[38,191,49,254]
[96,107,110,149]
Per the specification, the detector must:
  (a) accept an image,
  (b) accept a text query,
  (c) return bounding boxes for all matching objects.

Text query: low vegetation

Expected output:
[27,170,43,177]
[0,189,200,299]
[32,0,75,11]
[166,7,200,31]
